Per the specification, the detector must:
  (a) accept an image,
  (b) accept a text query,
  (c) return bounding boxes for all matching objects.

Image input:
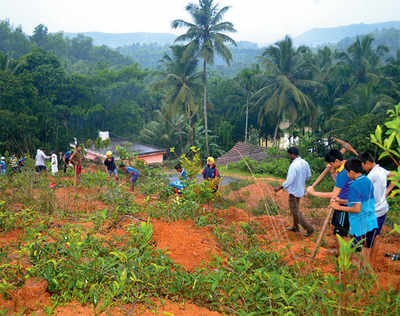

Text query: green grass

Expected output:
[219,165,279,179]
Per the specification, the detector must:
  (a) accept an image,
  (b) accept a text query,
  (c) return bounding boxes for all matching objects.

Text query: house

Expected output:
[72,132,166,164]
[216,142,268,165]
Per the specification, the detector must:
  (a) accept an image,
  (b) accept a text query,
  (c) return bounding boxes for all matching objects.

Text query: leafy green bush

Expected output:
[230,157,290,178]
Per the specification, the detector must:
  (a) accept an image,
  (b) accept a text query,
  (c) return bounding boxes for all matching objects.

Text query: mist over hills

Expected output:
[64,32,177,48]
[60,20,400,76]
[64,20,400,51]
[294,20,400,46]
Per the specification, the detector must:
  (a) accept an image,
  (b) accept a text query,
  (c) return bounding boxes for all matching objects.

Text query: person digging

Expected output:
[119,163,139,192]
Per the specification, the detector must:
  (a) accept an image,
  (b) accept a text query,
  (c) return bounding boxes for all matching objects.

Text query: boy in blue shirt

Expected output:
[168,164,187,194]
[175,163,187,181]
[119,163,139,192]
[330,158,378,267]
[0,157,6,175]
[307,149,352,252]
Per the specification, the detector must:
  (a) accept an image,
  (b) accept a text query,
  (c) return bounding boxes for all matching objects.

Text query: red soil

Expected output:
[0,278,51,314]
[29,299,225,316]
[131,299,225,316]
[0,229,24,247]
[54,186,108,213]
[227,179,311,211]
[152,218,222,271]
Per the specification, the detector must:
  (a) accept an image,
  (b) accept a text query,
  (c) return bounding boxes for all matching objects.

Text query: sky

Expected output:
[1,0,400,44]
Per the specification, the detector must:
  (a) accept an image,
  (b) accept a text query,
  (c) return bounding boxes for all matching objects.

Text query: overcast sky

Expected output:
[1,0,399,44]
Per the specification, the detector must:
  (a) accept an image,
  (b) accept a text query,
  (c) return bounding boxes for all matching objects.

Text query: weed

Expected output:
[250,197,280,216]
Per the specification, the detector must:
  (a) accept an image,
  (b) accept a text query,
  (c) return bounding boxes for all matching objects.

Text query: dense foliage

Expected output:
[1,12,400,159]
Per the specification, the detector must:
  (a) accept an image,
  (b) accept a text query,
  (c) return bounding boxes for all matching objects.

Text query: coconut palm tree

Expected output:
[172,0,237,155]
[156,45,202,148]
[336,35,389,84]
[254,36,322,142]
[227,65,265,142]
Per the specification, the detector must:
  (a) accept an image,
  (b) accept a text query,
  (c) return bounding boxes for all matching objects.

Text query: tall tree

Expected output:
[227,65,265,142]
[336,35,388,84]
[156,45,202,149]
[255,36,321,142]
[172,0,237,155]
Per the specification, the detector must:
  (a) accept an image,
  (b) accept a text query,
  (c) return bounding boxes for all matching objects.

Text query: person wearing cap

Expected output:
[119,163,139,192]
[202,157,220,192]
[51,151,58,176]
[104,151,118,182]
[0,157,6,175]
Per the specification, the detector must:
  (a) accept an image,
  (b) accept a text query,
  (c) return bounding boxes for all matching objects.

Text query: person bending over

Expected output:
[119,163,139,192]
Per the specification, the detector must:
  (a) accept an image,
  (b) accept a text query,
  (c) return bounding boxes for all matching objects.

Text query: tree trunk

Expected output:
[178,121,184,154]
[203,60,209,156]
[245,96,249,143]
[273,122,280,146]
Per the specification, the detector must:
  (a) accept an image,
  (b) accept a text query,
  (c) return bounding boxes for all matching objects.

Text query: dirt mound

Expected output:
[54,186,108,213]
[132,299,225,316]
[51,301,125,316]
[218,206,251,224]
[227,179,311,211]
[48,299,224,316]
[152,219,221,271]
[0,278,51,314]
[0,229,24,247]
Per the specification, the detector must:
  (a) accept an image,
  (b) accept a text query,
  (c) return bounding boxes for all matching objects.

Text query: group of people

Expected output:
[276,138,395,267]
[0,146,84,188]
[103,151,140,191]
[168,156,221,194]
[0,154,26,175]
[2,145,140,191]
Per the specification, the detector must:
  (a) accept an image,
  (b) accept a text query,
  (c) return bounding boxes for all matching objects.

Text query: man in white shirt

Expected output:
[275,147,314,237]
[359,152,395,262]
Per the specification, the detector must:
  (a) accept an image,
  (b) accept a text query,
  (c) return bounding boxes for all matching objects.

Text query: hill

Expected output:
[294,21,400,46]
[117,41,263,75]
[64,32,177,48]
[335,27,400,56]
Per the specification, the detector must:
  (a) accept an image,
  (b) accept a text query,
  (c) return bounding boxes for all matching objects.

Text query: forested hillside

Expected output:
[117,41,263,75]
[0,22,133,73]
[294,20,400,46]
[1,19,400,161]
[336,28,400,57]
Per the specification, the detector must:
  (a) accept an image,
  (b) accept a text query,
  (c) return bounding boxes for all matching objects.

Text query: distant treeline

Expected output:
[1,20,400,161]
[0,21,132,74]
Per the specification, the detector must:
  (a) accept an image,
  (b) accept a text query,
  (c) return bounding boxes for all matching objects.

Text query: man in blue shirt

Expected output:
[275,147,314,237]
[330,158,378,267]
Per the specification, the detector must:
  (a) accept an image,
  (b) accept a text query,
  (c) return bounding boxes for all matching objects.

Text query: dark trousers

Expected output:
[289,194,313,232]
